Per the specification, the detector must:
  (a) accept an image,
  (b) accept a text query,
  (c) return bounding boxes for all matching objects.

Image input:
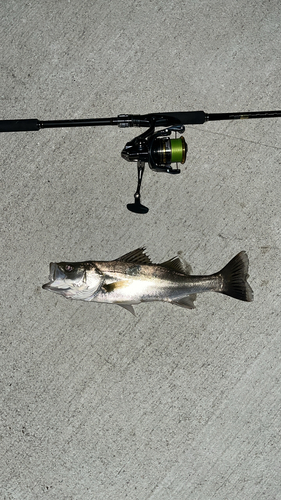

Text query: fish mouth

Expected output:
[48,263,57,282]
[42,263,70,291]
[42,263,56,289]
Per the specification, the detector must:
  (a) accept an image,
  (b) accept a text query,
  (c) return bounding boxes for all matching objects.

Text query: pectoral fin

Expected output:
[102,281,129,293]
[171,294,197,309]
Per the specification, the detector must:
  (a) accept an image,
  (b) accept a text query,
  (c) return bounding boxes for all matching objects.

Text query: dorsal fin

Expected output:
[116,247,152,265]
[160,257,191,275]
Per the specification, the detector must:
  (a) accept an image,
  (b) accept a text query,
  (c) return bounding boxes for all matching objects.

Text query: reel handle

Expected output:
[127,197,149,214]
[127,161,149,214]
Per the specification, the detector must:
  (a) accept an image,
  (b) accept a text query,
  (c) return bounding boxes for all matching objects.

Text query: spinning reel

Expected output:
[121,122,187,213]
[1,109,281,213]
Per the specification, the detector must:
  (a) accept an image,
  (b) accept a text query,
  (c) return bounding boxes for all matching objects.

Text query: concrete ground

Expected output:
[1,1,280,499]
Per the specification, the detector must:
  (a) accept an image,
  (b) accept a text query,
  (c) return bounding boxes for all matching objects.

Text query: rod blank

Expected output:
[1,110,281,133]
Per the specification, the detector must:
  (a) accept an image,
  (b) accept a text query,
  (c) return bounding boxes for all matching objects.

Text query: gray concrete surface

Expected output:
[1,1,280,499]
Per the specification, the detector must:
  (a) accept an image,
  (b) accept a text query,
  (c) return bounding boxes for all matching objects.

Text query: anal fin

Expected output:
[171,294,197,310]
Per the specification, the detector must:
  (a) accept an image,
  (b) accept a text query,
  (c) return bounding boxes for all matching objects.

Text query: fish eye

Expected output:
[64,264,74,272]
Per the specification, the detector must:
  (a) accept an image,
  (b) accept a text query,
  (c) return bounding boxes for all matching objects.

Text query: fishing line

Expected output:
[188,126,281,151]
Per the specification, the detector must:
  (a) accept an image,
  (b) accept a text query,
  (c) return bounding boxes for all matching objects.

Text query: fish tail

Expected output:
[216,251,253,302]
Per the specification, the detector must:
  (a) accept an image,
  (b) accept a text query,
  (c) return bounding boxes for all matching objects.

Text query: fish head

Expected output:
[42,261,102,300]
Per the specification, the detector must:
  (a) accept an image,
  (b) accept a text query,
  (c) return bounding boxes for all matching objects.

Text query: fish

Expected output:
[42,248,253,315]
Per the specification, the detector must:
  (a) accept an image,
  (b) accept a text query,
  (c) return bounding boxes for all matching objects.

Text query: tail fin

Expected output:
[217,251,253,302]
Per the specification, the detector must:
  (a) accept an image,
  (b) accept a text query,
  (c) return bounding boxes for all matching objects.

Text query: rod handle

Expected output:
[160,111,206,125]
[0,119,40,132]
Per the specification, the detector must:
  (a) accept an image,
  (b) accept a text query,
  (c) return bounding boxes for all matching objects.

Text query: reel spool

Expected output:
[149,135,187,172]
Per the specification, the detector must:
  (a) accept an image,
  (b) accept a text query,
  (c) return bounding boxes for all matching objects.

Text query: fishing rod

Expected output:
[1,109,280,213]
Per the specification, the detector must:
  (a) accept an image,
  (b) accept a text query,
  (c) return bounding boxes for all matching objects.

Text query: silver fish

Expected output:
[42,248,253,315]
